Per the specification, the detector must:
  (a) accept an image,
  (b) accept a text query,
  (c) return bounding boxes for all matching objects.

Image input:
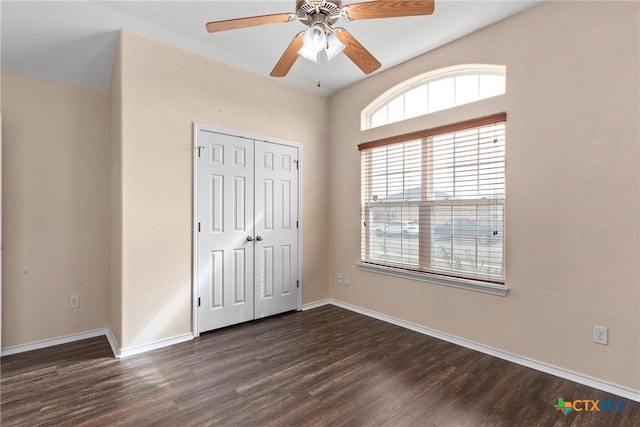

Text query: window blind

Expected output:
[360,114,506,284]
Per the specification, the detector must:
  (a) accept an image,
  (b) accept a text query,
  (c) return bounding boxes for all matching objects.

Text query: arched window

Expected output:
[362,65,506,130]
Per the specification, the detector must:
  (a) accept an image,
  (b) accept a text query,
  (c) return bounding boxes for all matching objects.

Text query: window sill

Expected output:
[356,263,509,297]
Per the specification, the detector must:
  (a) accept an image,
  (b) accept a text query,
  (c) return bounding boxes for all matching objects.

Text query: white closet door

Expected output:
[197,131,255,332]
[253,140,300,318]
[196,129,300,333]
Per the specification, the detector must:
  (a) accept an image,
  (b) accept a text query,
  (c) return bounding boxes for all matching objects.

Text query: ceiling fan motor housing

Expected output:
[296,0,342,27]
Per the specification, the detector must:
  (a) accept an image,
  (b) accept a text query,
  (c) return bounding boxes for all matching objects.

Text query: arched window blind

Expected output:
[359,113,506,284]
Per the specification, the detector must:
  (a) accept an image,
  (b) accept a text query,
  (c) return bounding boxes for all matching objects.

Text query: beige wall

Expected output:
[109,35,123,347]
[328,1,640,390]
[117,32,330,348]
[1,72,110,347]
[0,31,330,351]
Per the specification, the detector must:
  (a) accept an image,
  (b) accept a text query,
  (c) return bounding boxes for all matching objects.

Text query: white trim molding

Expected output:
[302,299,331,311]
[329,299,640,403]
[105,329,121,358]
[3,302,637,403]
[358,263,508,297]
[1,328,110,357]
[1,329,194,360]
[116,333,193,359]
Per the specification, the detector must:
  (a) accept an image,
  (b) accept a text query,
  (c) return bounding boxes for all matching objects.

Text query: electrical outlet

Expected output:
[344,274,350,285]
[69,295,80,309]
[593,325,608,345]
[337,273,343,284]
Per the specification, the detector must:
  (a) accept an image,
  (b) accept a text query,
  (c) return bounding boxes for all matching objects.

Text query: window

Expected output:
[359,113,506,290]
[363,65,506,130]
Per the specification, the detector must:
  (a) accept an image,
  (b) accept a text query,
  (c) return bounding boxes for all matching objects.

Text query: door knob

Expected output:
[256,235,263,241]
[246,236,254,242]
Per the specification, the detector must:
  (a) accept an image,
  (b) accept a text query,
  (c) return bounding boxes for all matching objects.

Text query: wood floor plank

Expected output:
[2,305,638,426]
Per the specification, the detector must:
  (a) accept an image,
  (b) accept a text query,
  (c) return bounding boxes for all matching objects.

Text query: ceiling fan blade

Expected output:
[335,29,381,75]
[343,0,434,20]
[270,32,304,77]
[206,13,295,33]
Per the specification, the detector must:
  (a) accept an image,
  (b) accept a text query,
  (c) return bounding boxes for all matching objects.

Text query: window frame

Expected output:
[358,113,509,297]
[362,65,506,130]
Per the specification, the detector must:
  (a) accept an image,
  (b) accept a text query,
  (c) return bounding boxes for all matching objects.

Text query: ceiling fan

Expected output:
[206,0,435,78]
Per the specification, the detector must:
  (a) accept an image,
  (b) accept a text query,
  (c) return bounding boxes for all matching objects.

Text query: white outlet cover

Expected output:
[69,295,80,309]
[593,325,608,345]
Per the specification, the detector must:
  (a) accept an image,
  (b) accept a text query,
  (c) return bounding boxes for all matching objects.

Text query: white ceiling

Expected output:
[1,1,544,97]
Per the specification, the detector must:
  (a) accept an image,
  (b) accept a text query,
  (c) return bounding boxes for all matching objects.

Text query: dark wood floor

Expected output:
[2,305,638,426]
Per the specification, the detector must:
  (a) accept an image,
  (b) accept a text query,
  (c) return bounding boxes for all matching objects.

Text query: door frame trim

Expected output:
[192,123,303,337]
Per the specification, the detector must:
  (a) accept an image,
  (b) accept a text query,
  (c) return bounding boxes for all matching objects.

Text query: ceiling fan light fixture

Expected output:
[302,24,326,53]
[325,33,346,60]
[297,43,319,63]
[298,24,327,63]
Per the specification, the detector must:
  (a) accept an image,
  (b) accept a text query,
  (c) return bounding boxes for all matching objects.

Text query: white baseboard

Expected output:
[1,328,193,360]
[301,299,331,311]
[104,328,121,358]
[1,328,110,357]
[117,333,193,358]
[329,299,640,403]
[4,302,637,403]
